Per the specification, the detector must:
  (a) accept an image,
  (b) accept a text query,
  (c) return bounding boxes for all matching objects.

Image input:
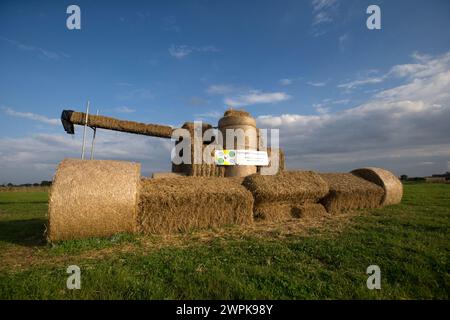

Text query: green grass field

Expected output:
[0,183,449,299]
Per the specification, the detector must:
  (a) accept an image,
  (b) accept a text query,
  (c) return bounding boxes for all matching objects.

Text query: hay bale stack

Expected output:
[172,122,225,177]
[48,159,141,241]
[138,177,254,233]
[172,158,225,177]
[218,109,258,177]
[319,173,384,214]
[351,167,403,206]
[242,171,329,221]
[291,203,328,218]
[190,163,224,177]
[253,203,328,221]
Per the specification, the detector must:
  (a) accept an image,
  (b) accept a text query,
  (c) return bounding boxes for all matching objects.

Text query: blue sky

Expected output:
[1,0,450,183]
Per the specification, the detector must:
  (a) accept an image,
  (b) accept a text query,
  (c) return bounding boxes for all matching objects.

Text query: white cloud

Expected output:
[0,36,69,60]
[225,90,291,107]
[206,84,234,95]
[188,96,209,106]
[312,12,332,25]
[1,107,59,125]
[3,51,450,183]
[0,131,173,184]
[311,0,338,31]
[339,51,450,91]
[169,45,220,59]
[307,81,327,87]
[312,0,337,11]
[313,104,330,114]
[411,51,432,63]
[207,83,291,107]
[388,51,450,79]
[257,51,450,177]
[312,98,349,114]
[168,45,192,59]
[339,33,349,51]
[114,106,136,113]
[389,64,428,78]
[279,78,293,86]
[162,15,180,32]
[117,88,154,100]
[337,76,385,90]
[194,110,222,121]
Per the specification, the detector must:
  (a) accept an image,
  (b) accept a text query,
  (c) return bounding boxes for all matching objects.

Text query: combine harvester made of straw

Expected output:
[47,106,402,241]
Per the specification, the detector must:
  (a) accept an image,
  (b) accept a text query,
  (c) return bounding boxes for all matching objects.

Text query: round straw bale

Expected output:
[218,109,258,177]
[350,167,403,206]
[48,158,141,241]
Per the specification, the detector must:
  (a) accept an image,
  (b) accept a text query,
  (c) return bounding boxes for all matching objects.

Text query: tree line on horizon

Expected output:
[1,181,52,187]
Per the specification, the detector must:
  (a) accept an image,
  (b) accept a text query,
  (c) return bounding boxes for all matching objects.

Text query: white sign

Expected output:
[215,150,268,166]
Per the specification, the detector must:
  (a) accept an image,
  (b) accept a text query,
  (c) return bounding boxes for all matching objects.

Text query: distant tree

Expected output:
[7,183,13,187]
[400,175,408,181]
[40,180,52,186]
[33,183,39,187]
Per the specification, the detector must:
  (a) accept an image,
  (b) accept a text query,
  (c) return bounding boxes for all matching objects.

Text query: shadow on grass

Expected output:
[0,201,48,205]
[0,218,47,247]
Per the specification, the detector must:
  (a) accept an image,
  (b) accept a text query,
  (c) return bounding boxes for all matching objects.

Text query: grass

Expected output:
[0,183,448,299]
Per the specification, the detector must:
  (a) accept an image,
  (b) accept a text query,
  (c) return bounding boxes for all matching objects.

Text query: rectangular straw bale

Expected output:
[243,170,329,204]
[242,170,329,221]
[253,202,328,221]
[70,112,173,138]
[138,177,254,234]
[319,173,384,214]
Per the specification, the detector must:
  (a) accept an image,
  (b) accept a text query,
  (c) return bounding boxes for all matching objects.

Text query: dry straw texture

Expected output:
[319,173,384,214]
[48,159,141,241]
[242,170,329,221]
[243,170,329,204]
[138,177,254,234]
[253,202,328,221]
[190,163,225,177]
[218,112,257,128]
[223,109,251,117]
[70,112,173,138]
[351,167,403,206]
[172,161,225,177]
[152,172,186,179]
